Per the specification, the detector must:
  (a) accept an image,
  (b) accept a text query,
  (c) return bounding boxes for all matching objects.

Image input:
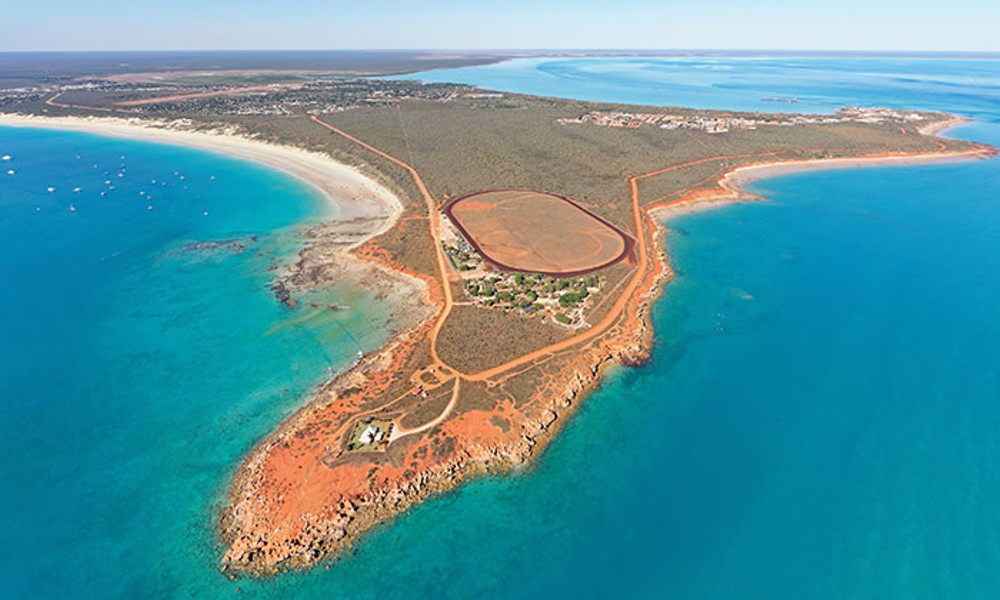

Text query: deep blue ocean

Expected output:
[3,56,1000,598]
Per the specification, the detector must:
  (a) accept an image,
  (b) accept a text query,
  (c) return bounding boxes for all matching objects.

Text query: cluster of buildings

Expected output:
[0,88,45,108]
[358,424,386,445]
[557,107,928,134]
[443,238,602,328]
[147,80,465,117]
[557,111,761,133]
[838,106,927,123]
[349,420,393,451]
[0,78,469,118]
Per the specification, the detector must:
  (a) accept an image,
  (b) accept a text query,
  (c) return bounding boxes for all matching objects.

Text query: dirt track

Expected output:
[306,116,990,411]
[219,113,990,574]
[445,188,634,276]
[310,115,794,414]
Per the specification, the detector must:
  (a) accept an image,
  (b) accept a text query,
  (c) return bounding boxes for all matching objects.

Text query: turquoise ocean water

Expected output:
[2,57,1000,598]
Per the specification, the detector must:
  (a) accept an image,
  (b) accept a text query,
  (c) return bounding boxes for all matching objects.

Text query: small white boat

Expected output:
[47,187,56,193]
[147,205,154,211]
[73,187,82,193]
[6,169,13,175]
[1,155,11,161]
[69,204,76,212]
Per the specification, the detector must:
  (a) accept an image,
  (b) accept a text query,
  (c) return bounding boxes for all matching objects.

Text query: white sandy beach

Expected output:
[0,113,436,343]
[653,143,992,221]
[722,149,983,191]
[0,114,404,243]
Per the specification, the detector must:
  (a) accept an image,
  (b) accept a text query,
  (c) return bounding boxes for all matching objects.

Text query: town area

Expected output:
[557,106,929,134]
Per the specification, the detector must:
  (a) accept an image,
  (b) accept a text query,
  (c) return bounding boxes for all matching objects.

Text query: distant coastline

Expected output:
[652,118,989,221]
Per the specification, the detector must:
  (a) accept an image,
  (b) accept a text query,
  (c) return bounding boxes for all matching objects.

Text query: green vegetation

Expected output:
[461,270,602,323]
[558,289,589,307]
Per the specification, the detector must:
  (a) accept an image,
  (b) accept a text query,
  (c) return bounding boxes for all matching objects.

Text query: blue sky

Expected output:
[2,0,997,52]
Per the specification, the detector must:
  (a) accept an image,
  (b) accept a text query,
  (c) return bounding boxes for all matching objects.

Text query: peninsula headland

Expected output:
[2,63,994,576]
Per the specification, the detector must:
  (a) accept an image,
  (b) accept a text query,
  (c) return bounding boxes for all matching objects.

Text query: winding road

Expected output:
[308,112,963,443]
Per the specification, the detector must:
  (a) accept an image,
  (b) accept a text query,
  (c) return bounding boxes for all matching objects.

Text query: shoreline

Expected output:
[0,113,403,234]
[917,115,970,137]
[0,112,437,344]
[651,144,994,221]
[219,114,995,576]
[0,114,443,563]
[7,111,992,576]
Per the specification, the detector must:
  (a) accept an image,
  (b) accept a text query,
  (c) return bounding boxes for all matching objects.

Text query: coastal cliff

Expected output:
[4,110,989,578]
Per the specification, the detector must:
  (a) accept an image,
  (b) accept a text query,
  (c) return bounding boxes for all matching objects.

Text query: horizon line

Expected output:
[2,48,999,56]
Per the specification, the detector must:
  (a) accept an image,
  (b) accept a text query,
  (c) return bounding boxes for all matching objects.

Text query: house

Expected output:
[359,425,378,445]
